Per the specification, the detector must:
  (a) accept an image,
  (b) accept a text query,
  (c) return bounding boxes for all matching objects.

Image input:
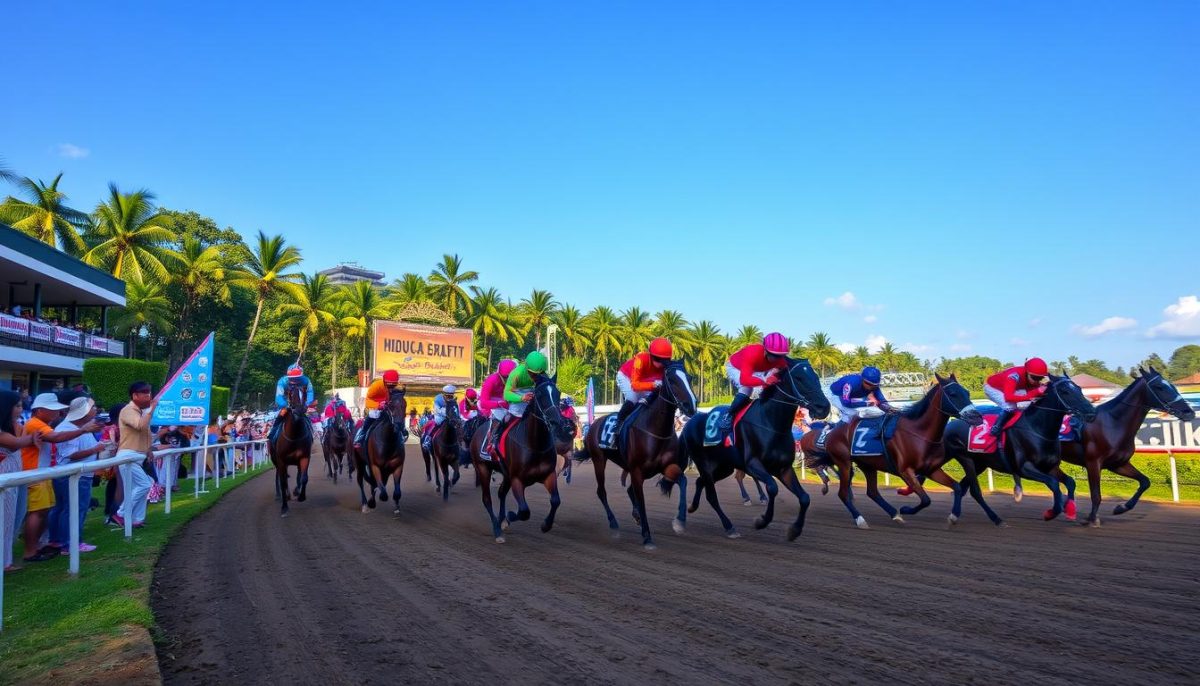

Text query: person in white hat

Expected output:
[19,393,100,563]
[421,385,459,451]
[50,397,109,554]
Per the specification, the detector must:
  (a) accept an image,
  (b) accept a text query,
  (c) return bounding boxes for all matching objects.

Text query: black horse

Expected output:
[945,374,1098,526]
[426,404,465,501]
[270,383,314,517]
[681,358,831,541]
[352,388,409,514]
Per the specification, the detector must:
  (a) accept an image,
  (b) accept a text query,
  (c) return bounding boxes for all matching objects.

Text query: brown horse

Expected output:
[802,374,984,528]
[352,388,409,514]
[579,361,698,549]
[425,406,465,501]
[468,373,572,542]
[556,417,578,483]
[270,383,315,517]
[1056,366,1195,526]
[321,411,351,483]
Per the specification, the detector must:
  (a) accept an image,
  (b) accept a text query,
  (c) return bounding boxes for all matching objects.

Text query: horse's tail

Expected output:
[657,477,675,497]
[804,449,833,470]
[573,447,591,463]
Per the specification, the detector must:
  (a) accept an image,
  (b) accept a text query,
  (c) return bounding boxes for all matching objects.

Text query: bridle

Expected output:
[762,359,820,409]
[1121,372,1189,418]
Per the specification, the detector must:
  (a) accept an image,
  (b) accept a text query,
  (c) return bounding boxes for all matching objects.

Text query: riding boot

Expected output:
[356,414,377,448]
[480,419,499,460]
[268,411,285,444]
[990,409,1012,437]
[720,393,750,434]
[613,400,635,432]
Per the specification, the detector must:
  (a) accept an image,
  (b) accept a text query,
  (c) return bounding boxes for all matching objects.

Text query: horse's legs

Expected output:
[277,466,290,516]
[1112,461,1152,516]
[476,462,504,541]
[593,455,619,531]
[688,474,706,514]
[626,471,655,548]
[862,467,901,520]
[735,469,752,505]
[753,477,768,504]
[391,462,404,514]
[777,467,811,541]
[508,478,531,522]
[834,457,866,527]
[817,466,831,495]
[743,458,778,530]
[540,470,561,534]
[925,468,965,523]
[355,460,373,512]
[497,477,512,526]
[896,468,933,516]
[1019,462,1063,520]
[297,456,310,502]
[959,460,1005,526]
[1056,467,1078,520]
[661,463,688,533]
[702,479,738,538]
[423,448,433,482]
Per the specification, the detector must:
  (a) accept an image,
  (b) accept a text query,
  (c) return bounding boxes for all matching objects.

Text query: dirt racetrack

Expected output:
[153,455,1200,685]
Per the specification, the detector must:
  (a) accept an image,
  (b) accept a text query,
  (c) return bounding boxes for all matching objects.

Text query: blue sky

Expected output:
[3,2,1197,368]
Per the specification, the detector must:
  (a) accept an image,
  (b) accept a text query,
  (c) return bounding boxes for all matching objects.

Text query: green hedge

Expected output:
[211,385,230,418]
[82,359,168,409]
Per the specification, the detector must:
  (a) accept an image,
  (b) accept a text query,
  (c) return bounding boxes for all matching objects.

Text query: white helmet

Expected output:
[442,384,457,394]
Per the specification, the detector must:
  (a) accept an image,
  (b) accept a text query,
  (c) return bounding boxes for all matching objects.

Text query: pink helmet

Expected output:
[497,359,517,377]
[762,332,790,356]
[465,388,478,400]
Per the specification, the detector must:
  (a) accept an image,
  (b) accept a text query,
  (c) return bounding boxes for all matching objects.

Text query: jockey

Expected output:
[984,357,1049,436]
[503,351,550,420]
[355,369,401,447]
[719,332,791,437]
[322,392,352,430]
[478,359,517,460]
[268,364,315,443]
[422,385,458,450]
[614,337,673,432]
[458,388,480,419]
[828,366,894,424]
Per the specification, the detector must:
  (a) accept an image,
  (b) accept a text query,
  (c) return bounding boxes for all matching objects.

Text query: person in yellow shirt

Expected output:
[355,370,402,448]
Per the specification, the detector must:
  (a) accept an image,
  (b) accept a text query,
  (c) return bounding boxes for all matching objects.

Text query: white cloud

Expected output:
[57,143,89,159]
[1074,316,1137,338]
[1147,295,1200,339]
[1010,337,1029,347]
[835,342,857,353]
[865,334,888,353]
[901,342,933,354]
[1028,317,1043,328]
[863,314,877,324]
[949,343,973,353]
[823,292,860,310]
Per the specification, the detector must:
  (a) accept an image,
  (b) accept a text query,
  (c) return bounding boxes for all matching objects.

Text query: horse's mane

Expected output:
[900,383,937,419]
[1101,373,1142,407]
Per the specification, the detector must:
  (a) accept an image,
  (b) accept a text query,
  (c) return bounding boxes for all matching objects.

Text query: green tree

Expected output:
[585,306,624,403]
[804,332,841,378]
[384,272,431,309]
[279,273,337,361]
[466,286,521,378]
[1166,345,1200,381]
[552,304,590,358]
[848,345,871,370]
[84,184,174,281]
[110,277,174,359]
[653,309,694,357]
[519,289,559,349]
[162,236,230,369]
[338,280,390,373]
[876,342,899,371]
[935,355,1004,396]
[555,356,594,399]
[687,320,724,403]
[0,173,88,254]
[620,306,655,355]
[732,325,763,348]
[428,253,478,321]
[226,231,304,407]
[1136,352,1168,374]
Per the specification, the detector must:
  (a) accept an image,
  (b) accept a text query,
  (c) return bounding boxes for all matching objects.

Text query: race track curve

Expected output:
[153,453,1200,685]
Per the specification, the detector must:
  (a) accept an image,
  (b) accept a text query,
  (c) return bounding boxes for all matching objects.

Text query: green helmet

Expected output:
[525,351,548,373]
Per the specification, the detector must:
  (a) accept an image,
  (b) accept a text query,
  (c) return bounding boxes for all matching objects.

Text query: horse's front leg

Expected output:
[862,465,902,522]
[593,454,619,533]
[508,478,531,522]
[744,457,778,530]
[391,461,404,514]
[777,467,811,541]
[541,470,561,534]
[278,466,291,517]
[626,470,654,548]
[1020,462,1063,520]
[897,468,932,516]
[297,456,310,502]
[926,468,964,525]
[662,463,688,534]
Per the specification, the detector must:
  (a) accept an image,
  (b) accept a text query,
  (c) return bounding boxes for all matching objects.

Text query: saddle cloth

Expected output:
[967,411,1022,453]
[849,415,899,457]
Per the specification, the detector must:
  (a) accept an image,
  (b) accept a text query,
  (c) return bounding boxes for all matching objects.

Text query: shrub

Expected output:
[211,386,230,418]
[82,359,168,409]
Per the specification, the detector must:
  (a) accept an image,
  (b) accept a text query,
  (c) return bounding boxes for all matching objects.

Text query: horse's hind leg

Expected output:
[926,468,964,525]
[835,458,867,527]
[541,471,561,534]
[960,461,1004,526]
[777,468,811,541]
[1111,461,1151,516]
[703,481,739,538]
[688,474,706,514]
[627,472,655,548]
[897,468,933,517]
[735,469,751,505]
[753,476,768,504]
[1081,462,1102,525]
[508,479,531,522]
[593,455,619,532]
[277,467,291,517]
[1020,463,1063,520]
[744,458,778,530]
[297,457,311,502]
[391,464,404,514]
[863,467,901,521]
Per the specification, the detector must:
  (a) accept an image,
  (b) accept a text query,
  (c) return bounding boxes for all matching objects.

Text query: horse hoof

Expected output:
[1113,504,1129,515]
[643,543,657,551]
[754,516,768,530]
[297,493,306,502]
[1090,518,1101,528]
[947,513,959,527]
[541,522,553,533]
[671,519,685,535]
[821,485,829,496]
[368,499,377,509]
[759,497,768,504]
[786,525,802,542]
[1042,508,1058,521]
[996,520,1009,529]
[854,516,869,529]
[379,492,388,502]
[1013,488,1024,503]
[495,536,506,544]
[501,517,511,529]
[519,510,531,522]
[361,505,369,513]
[725,529,741,539]
[892,514,905,524]
[393,508,401,515]
[742,499,752,506]
[896,487,914,496]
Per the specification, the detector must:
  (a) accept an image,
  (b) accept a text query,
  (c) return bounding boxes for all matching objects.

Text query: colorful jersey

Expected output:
[728,344,789,387]
[986,366,1047,403]
[479,372,509,412]
[503,364,539,403]
[323,401,352,421]
[619,352,664,392]
[274,375,314,408]
[364,378,391,411]
[829,374,889,409]
[459,397,480,417]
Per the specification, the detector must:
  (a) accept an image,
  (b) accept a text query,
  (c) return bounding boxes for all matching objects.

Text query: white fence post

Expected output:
[987,468,994,493]
[122,461,133,540]
[68,473,81,575]
[164,451,175,514]
[1169,450,1180,503]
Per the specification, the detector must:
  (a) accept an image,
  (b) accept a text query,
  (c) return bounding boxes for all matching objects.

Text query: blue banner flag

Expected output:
[586,377,595,426]
[153,332,215,426]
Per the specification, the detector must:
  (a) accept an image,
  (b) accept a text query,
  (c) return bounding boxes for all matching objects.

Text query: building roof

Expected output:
[318,263,385,280]
[1174,372,1200,385]
[1069,373,1121,389]
[0,223,125,307]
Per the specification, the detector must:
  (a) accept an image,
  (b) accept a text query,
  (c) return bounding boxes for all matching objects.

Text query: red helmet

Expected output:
[286,364,303,378]
[1025,357,1048,377]
[382,370,400,384]
[762,332,790,356]
[649,337,673,359]
[465,388,478,400]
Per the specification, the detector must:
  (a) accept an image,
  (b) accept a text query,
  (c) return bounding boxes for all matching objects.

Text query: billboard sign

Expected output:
[372,321,473,386]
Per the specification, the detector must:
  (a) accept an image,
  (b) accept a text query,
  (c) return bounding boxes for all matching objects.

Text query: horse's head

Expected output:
[531,373,574,444]
[660,360,698,417]
[1041,374,1098,422]
[386,387,408,432]
[766,358,831,419]
[285,382,305,412]
[1137,366,1196,421]
[932,373,983,425]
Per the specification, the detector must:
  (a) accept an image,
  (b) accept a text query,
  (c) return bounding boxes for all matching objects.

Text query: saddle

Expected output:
[597,404,643,453]
[701,403,753,447]
[967,410,1022,453]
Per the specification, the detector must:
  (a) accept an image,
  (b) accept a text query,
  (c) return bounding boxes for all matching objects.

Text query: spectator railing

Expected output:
[0,312,125,358]
[0,437,267,632]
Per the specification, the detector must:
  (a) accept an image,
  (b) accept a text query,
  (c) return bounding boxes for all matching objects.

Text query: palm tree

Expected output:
[84,184,174,281]
[552,304,590,357]
[162,236,228,369]
[0,173,89,255]
[339,280,391,373]
[620,306,655,355]
[876,342,898,371]
[279,273,337,361]
[804,332,841,378]
[519,289,559,350]
[110,277,174,359]
[732,324,763,348]
[466,286,521,378]
[427,253,478,322]
[850,345,871,370]
[384,272,430,309]
[653,309,694,356]
[226,231,304,407]
[584,306,624,403]
[687,320,724,402]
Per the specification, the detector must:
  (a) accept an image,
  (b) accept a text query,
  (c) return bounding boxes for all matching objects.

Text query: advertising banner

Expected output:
[372,321,473,386]
[85,335,109,352]
[28,321,51,342]
[153,332,215,426]
[1135,416,1200,453]
[0,314,29,336]
[53,327,82,346]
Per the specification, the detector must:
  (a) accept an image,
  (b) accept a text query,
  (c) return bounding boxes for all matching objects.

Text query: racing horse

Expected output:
[556,419,578,484]
[680,358,831,541]
[802,374,985,528]
[1057,366,1195,526]
[352,388,409,514]
[270,383,315,517]
[321,411,351,483]
[578,360,698,549]
[945,374,1097,526]
[468,374,573,542]
[425,404,465,501]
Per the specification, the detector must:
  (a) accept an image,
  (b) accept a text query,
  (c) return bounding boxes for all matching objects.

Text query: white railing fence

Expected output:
[0,436,268,632]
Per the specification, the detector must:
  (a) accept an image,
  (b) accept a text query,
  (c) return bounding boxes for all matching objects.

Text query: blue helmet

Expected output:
[862,366,882,385]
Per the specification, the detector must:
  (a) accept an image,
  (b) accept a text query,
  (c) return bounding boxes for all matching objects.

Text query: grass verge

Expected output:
[0,464,269,685]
